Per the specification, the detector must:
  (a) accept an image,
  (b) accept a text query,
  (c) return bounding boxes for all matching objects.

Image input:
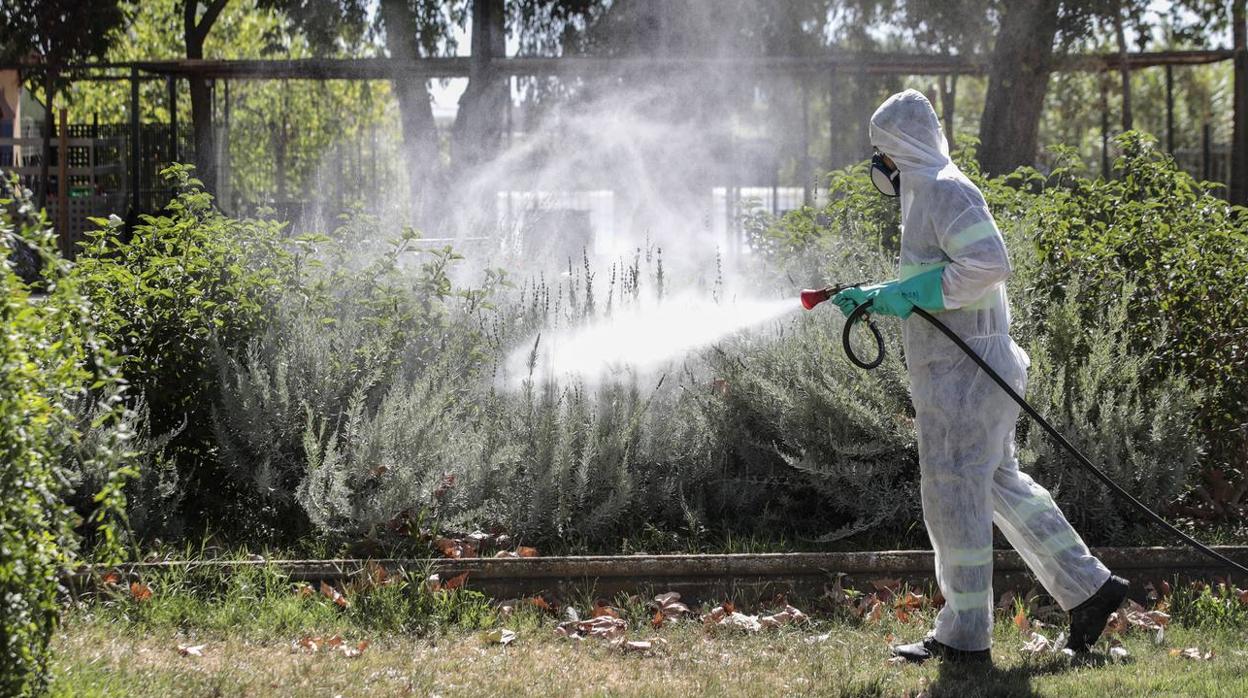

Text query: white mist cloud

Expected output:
[505,293,801,388]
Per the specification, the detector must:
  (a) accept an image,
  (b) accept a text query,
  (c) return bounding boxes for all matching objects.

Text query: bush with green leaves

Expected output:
[1009,134,1248,517]
[1,177,133,696]
[71,165,297,537]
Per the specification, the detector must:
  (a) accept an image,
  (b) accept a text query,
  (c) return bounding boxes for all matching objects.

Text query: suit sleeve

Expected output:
[934,194,1011,310]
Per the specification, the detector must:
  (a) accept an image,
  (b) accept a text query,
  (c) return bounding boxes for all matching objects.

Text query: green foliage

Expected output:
[1,177,133,696]
[80,560,498,636]
[1170,582,1248,630]
[0,0,123,64]
[72,164,294,535]
[1023,134,1248,457]
[1018,284,1204,542]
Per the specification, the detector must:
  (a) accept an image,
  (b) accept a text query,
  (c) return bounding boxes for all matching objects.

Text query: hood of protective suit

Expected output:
[869,89,950,174]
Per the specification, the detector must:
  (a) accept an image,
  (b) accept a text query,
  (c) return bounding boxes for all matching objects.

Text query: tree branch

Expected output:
[186,0,231,47]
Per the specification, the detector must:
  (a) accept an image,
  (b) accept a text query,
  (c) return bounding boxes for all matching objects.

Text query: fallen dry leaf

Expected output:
[130,582,153,603]
[292,635,368,657]
[759,605,809,629]
[1171,647,1214,661]
[320,582,349,608]
[651,591,691,628]
[176,643,205,657]
[619,638,667,653]
[1014,609,1029,634]
[1020,631,1051,654]
[484,628,517,646]
[591,600,621,619]
[701,603,765,632]
[866,599,885,624]
[722,612,763,632]
[1104,611,1127,635]
[1123,600,1170,631]
[556,616,628,641]
[434,537,478,559]
[651,609,666,629]
[871,578,902,603]
[363,562,393,588]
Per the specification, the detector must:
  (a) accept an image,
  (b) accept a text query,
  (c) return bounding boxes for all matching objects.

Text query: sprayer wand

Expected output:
[800,290,1248,577]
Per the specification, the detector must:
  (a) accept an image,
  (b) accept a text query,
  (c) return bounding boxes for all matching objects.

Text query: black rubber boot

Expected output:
[1067,575,1130,653]
[890,636,991,664]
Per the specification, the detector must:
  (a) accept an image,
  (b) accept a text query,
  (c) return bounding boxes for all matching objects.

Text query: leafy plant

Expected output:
[72,164,295,536]
[1,176,133,696]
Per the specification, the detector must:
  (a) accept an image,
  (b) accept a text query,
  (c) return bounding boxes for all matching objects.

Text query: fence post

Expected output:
[1231,0,1247,204]
[168,75,178,164]
[801,79,811,207]
[1202,122,1213,182]
[1101,75,1111,178]
[1165,64,1175,153]
[38,68,55,210]
[57,108,69,258]
[130,66,141,215]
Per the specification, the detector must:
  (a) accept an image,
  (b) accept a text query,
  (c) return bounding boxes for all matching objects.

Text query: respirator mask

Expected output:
[870,148,900,197]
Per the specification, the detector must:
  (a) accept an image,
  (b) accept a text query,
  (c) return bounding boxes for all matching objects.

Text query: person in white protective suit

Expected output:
[832,89,1129,664]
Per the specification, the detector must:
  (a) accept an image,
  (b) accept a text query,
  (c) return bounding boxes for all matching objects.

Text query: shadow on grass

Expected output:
[928,653,1114,698]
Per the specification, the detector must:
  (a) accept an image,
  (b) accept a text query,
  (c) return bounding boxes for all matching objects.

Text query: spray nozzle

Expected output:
[801,282,868,310]
[800,287,834,310]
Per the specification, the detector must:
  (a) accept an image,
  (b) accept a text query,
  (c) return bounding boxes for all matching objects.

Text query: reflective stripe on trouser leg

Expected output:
[917,401,1002,652]
[991,432,1110,611]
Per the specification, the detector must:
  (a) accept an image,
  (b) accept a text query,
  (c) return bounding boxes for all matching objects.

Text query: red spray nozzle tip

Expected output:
[800,288,832,310]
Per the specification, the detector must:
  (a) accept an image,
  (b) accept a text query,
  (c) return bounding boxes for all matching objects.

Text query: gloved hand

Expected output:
[831,267,946,319]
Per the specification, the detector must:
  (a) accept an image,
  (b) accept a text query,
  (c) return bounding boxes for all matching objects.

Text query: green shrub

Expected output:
[1,177,132,696]
[1014,133,1248,481]
[71,165,296,537]
[1017,283,1204,542]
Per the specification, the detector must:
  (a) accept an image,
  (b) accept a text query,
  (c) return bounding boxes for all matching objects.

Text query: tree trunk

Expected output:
[184,1,230,195]
[187,70,215,193]
[1115,2,1132,132]
[1231,0,1247,205]
[977,0,1060,176]
[452,0,507,169]
[941,73,958,150]
[380,0,440,228]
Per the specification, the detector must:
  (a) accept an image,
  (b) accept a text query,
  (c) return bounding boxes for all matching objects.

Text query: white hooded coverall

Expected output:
[870,90,1111,651]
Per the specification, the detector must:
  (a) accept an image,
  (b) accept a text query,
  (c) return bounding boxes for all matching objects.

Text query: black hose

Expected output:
[842,301,886,370]
[842,299,1248,577]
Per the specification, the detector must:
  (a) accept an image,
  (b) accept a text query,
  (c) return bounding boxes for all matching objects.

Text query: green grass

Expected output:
[50,565,1248,697]
[51,614,1248,697]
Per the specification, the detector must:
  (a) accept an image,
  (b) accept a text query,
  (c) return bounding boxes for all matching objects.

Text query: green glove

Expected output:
[831,267,946,319]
